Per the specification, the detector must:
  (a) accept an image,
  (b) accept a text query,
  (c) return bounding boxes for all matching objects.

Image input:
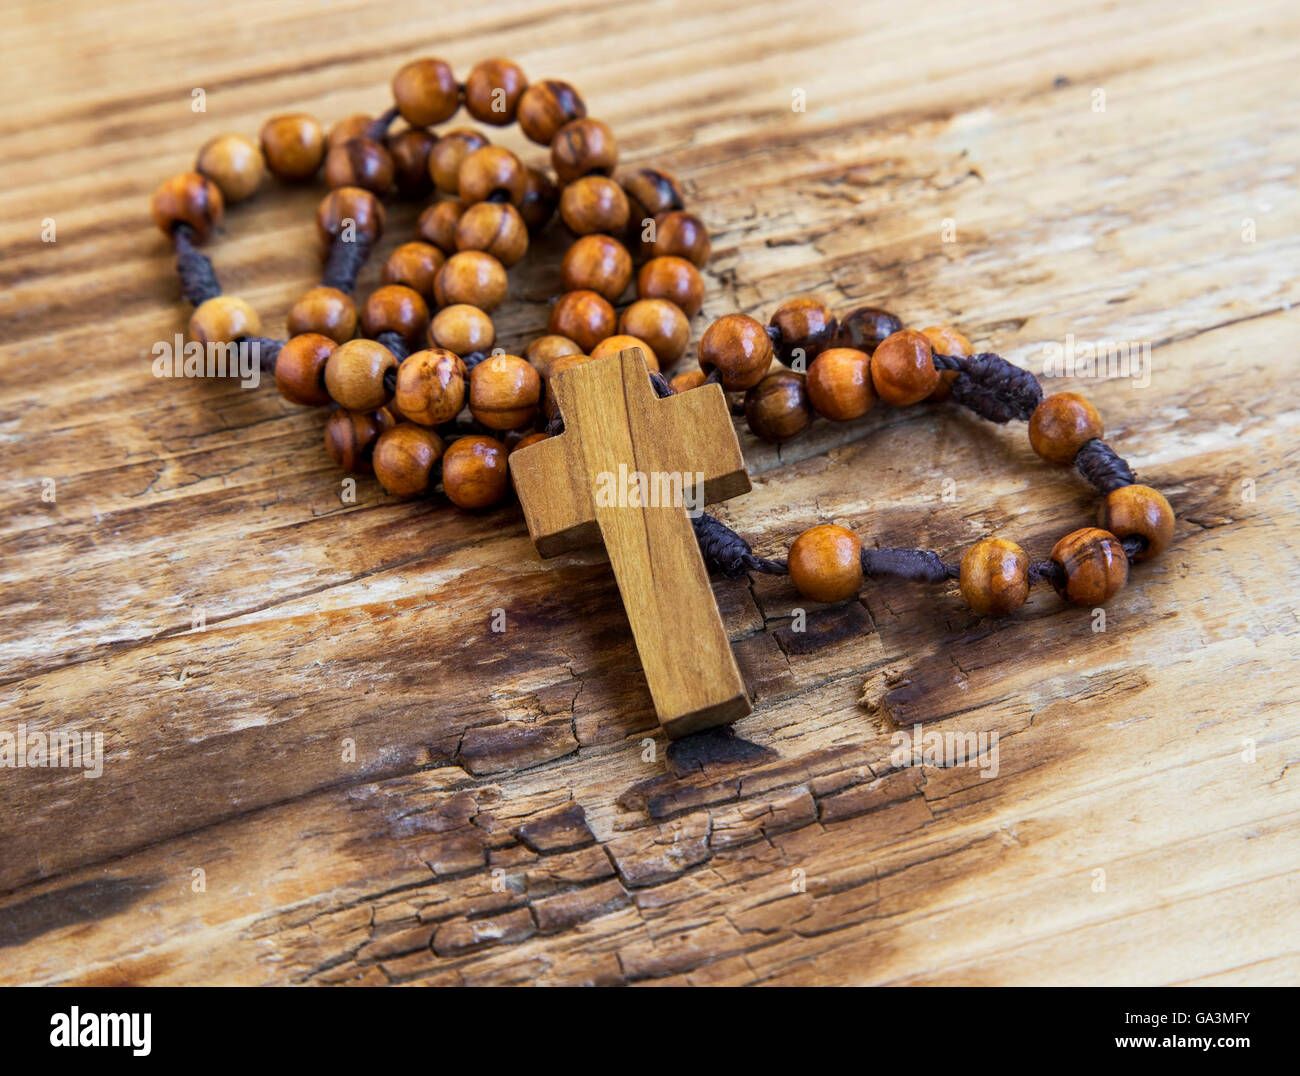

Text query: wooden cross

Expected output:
[511,347,753,738]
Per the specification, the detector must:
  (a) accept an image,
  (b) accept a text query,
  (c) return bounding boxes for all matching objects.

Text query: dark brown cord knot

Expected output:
[935,351,1044,423]
[693,513,787,578]
[1074,438,1136,493]
[173,223,221,306]
[321,234,372,293]
[860,547,959,583]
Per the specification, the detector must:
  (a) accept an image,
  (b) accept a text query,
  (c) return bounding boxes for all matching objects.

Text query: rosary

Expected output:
[150,56,1176,738]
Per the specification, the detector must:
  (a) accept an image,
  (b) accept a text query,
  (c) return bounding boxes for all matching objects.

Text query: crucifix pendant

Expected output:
[510,347,753,738]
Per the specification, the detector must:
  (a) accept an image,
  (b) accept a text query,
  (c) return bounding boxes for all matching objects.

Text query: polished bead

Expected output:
[560,175,629,236]
[921,325,972,400]
[744,370,812,442]
[698,314,773,391]
[835,306,903,353]
[316,186,385,245]
[541,353,597,418]
[455,201,529,266]
[324,136,394,194]
[788,524,863,603]
[361,284,429,343]
[428,130,490,194]
[669,369,707,393]
[590,334,658,371]
[150,172,224,239]
[393,349,466,427]
[561,234,633,303]
[374,424,445,498]
[770,296,837,367]
[328,113,373,149]
[511,432,550,454]
[195,135,263,203]
[324,339,397,411]
[619,298,690,366]
[324,409,384,474]
[1050,527,1128,605]
[392,57,459,127]
[464,58,528,126]
[960,538,1029,616]
[442,435,510,509]
[548,290,616,352]
[551,118,617,184]
[621,168,685,225]
[637,256,704,317]
[382,241,445,301]
[645,211,711,267]
[517,79,586,144]
[1029,392,1104,464]
[274,333,335,406]
[417,199,464,254]
[518,167,559,232]
[434,251,508,311]
[1099,484,1175,560]
[287,286,356,344]
[524,334,581,378]
[387,128,437,197]
[469,355,541,429]
[457,146,527,206]
[187,296,259,345]
[429,304,495,356]
[259,113,324,180]
[870,329,938,406]
[806,347,875,421]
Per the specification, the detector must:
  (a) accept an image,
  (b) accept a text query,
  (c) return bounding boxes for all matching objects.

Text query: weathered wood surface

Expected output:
[0,0,1297,985]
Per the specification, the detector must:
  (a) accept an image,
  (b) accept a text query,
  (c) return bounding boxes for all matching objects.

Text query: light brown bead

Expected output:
[698,314,773,391]
[274,333,335,407]
[324,339,397,411]
[637,256,704,317]
[324,137,394,194]
[187,296,260,345]
[428,130,490,194]
[387,128,437,198]
[806,347,875,421]
[469,355,541,430]
[374,424,445,498]
[960,538,1030,616]
[560,176,629,236]
[921,325,972,400]
[769,297,837,367]
[392,57,459,127]
[542,353,597,418]
[151,172,224,240]
[259,113,324,180]
[316,186,385,245]
[1099,484,1175,560]
[361,284,429,344]
[518,167,559,233]
[382,241,445,301]
[455,201,529,266]
[590,334,659,372]
[835,306,903,354]
[1050,527,1128,605]
[464,58,528,126]
[548,290,616,352]
[551,118,617,184]
[669,369,708,393]
[1029,392,1104,464]
[195,135,263,203]
[442,435,510,509]
[288,286,356,344]
[328,114,373,149]
[619,299,690,367]
[417,199,464,254]
[429,304,496,356]
[645,211,711,267]
[511,432,550,454]
[324,409,384,474]
[745,370,812,443]
[524,335,581,378]
[457,146,527,207]
[393,348,467,427]
[517,79,586,144]
[561,234,632,303]
[788,525,863,603]
[870,329,939,406]
[620,167,684,225]
[434,251,508,311]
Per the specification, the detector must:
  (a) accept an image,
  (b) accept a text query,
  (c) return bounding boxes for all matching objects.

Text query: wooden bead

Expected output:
[698,314,773,391]
[274,333,335,407]
[1050,527,1128,605]
[619,299,690,366]
[187,296,260,345]
[769,297,837,366]
[394,349,467,426]
[511,432,550,454]
[259,113,324,180]
[428,130,490,195]
[391,57,459,127]
[457,146,527,207]
[561,234,633,302]
[324,339,396,411]
[324,409,384,474]
[434,251,508,311]
[442,435,510,509]
[518,167,559,232]
[637,256,704,317]
[960,538,1030,616]
[621,167,685,224]
[744,370,812,443]
[150,172,223,240]
[464,58,528,126]
[560,175,629,236]
[387,128,437,198]
[469,355,541,429]
[921,325,971,400]
[645,211,711,267]
[287,286,356,344]
[316,186,385,245]
[870,329,938,406]
[195,135,263,203]
[551,118,617,184]
[806,347,875,421]
[548,290,616,352]
[518,80,586,144]
[788,524,863,603]
[328,114,373,149]
[417,199,464,254]
[374,424,445,498]
[429,304,495,356]
[835,306,903,353]
[541,353,596,418]
[1099,484,1175,560]
[669,369,707,393]
[1029,392,1104,464]
[324,137,394,194]
[524,334,581,378]
[590,334,658,372]
[361,284,429,343]
[454,201,529,266]
[382,241,445,301]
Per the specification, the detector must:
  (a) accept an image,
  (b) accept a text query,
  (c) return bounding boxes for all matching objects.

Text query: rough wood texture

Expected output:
[1,0,1298,986]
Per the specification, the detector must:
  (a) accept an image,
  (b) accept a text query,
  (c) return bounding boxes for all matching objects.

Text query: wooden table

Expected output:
[1,0,1296,986]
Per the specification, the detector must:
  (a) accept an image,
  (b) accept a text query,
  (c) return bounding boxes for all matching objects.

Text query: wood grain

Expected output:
[0,0,1297,986]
